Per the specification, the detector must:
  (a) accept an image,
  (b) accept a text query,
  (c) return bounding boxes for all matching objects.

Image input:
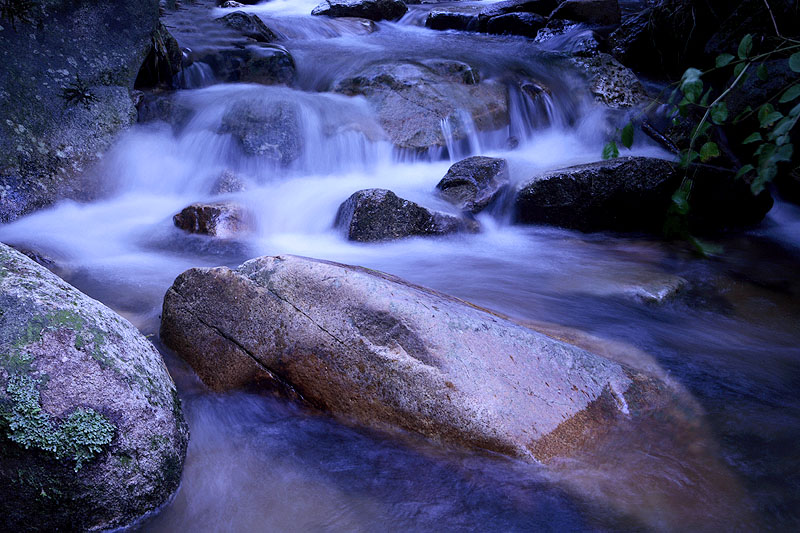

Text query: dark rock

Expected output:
[196,44,295,86]
[333,61,508,151]
[0,243,188,531]
[220,1,246,7]
[436,156,510,213]
[0,0,167,223]
[486,13,546,38]
[334,189,479,241]
[219,98,303,164]
[160,254,699,463]
[550,0,621,26]
[609,0,798,79]
[215,11,278,43]
[569,52,647,108]
[173,202,254,237]
[425,0,557,32]
[514,156,773,233]
[134,23,183,89]
[311,0,408,21]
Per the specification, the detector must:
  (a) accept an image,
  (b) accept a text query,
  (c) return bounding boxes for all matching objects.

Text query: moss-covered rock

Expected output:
[0,243,188,531]
[0,0,173,223]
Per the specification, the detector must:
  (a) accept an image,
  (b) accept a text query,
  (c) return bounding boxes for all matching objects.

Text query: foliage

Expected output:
[0,0,36,30]
[1,374,115,471]
[604,31,800,253]
[61,76,97,110]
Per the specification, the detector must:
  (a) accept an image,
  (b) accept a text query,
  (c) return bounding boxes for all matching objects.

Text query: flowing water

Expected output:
[2,1,800,531]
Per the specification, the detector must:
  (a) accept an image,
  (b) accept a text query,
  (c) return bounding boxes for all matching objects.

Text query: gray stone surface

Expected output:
[436,156,509,213]
[333,61,508,151]
[160,254,686,462]
[0,243,188,531]
[0,0,167,223]
[335,188,479,241]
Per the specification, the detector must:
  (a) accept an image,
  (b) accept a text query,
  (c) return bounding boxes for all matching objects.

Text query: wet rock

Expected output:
[426,0,557,32]
[173,202,254,238]
[550,0,621,26]
[436,156,510,213]
[514,157,773,233]
[220,1,246,7]
[486,13,546,38]
[333,61,508,151]
[196,44,296,86]
[569,52,647,108]
[335,189,478,242]
[134,23,183,89]
[0,243,188,531]
[210,170,247,195]
[311,0,408,21]
[219,98,303,165]
[0,0,168,223]
[420,59,480,85]
[160,254,692,462]
[215,11,278,43]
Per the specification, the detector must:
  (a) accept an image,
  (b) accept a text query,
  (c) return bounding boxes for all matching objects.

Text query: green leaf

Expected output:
[780,84,800,103]
[790,102,800,119]
[757,63,768,81]
[733,105,753,124]
[682,79,703,103]
[753,164,777,194]
[774,143,793,163]
[738,34,753,60]
[671,184,691,215]
[602,141,619,160]
[734,164,754,179]
[743,132,762,144]
[761,111,784,128]
[620,122,634,149]
[681,68,703,82]
[771,116,796,138]
[734,62,746,78]
[716,53,735,68]
[699,141,720,161]
[790,52,800,73]
[699,88,713,107]
[711,101,728,124]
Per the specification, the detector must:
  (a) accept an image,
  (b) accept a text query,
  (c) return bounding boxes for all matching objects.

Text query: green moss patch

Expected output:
[1,374,115,471]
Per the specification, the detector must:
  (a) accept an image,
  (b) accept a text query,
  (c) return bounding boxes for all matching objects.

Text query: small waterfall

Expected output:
[176,61,215,89]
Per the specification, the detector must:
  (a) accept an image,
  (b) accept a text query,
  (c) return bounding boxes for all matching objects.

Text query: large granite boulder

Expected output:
[0,0,176,223]
[335,189,479,241]
[435,156,509,213]
[333,61,508,151]
[195,43,296,86]
[311,0,408,21]
[569,52,647,108]
[160,254,694,462]
[513,156,773,233]
[0,243,188,531]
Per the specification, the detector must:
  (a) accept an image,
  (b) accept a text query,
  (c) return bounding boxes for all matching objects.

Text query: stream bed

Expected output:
[1,1,799,530]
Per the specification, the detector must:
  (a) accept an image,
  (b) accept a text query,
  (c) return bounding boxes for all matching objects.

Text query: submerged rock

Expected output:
[550,0,621,26]
[210,170,247,195]
[173,202,254,238]
[436,156,510,213]
[333,61,508,151]
[335,189,478,242]
[219,98,303,165]
[425,0,556,33]
[0,243,188,531]
[311,0,408,21]
[160,254,694,462]
[514,157,773,233]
